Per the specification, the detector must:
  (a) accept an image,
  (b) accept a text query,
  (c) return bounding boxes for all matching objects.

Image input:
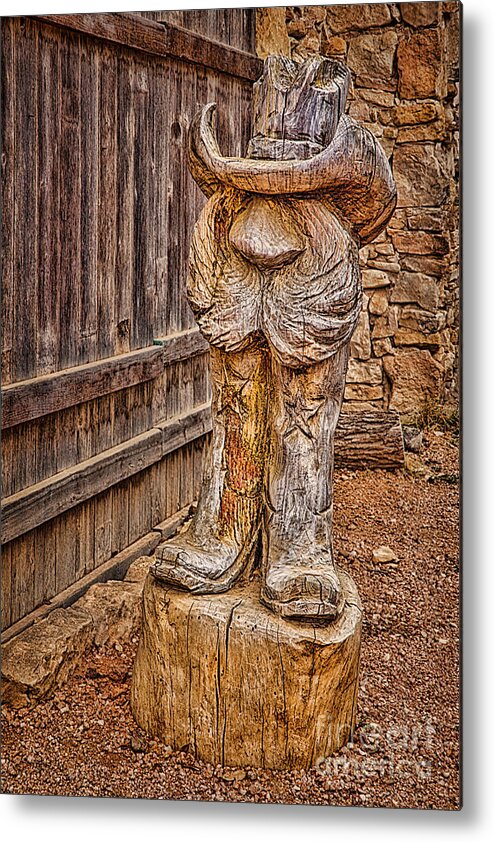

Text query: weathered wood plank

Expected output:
[114,49,135,356]
[37,20,61,376]
[1,17,15,386]
[335,411,404,470]
[79,33,99,364]
[1,544,12,631]
[13,17,39,382]
[132,57,152,348]
[1,428,161,546]
[1,346,163,429]
[59,28,81,370]
[157,403,212,457]
[1,404,212,545]
[34,13,262,81]
[1,504,193,643]
[97,39,117,360]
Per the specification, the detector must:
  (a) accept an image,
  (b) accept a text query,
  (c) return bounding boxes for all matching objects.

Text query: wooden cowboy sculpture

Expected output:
[153,56,396,620]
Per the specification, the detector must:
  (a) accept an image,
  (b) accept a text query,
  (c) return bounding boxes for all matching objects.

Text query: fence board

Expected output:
[1,404,212,545]
[35,13,261,80]
[1,19,15,386]
[14,18,39,383]
[80,35,100,364]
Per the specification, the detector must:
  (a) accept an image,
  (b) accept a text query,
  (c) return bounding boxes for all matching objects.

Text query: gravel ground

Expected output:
[1,430,460,809]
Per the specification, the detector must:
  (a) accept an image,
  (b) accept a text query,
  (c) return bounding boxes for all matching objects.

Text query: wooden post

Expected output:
[131,569,362,770]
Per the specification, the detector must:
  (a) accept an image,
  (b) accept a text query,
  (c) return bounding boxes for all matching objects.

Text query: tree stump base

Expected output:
[131,570,362,770]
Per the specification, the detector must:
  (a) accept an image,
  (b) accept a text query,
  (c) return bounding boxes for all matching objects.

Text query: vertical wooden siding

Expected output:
[0,12,257,632]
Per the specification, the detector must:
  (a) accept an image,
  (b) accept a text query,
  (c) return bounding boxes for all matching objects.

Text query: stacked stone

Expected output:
[256,3,460,422]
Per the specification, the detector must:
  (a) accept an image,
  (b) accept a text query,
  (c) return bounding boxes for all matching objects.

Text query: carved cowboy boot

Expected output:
[260,346,349,620]
[152,343,269,592]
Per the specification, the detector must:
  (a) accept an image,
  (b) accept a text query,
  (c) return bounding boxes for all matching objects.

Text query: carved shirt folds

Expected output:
[186,189,361,369]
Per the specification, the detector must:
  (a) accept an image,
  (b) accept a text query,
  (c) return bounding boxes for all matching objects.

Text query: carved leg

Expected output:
[153,342,270,593]
[261,345,349,620]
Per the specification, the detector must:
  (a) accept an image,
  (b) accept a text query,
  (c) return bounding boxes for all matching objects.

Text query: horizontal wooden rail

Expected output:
[1,407,403,546]
[153,327,209,365]
[1,503,194,644]
[1,328,209,429]
[1,403,212,545]
[33,13,263,81]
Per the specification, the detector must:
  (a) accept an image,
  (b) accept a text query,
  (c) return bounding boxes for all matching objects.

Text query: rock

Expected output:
[366,259,401,274]
[344,384,383,402]
[362,269,391,289]
[373,242,395,256]
[402,425,423,453]
[372,308,399,340]
[393,102,439,126]
[287,18,308,40]
[320,33,347,58]
[342,401,378,412]
[373,337,394,357]
[124,555,153,584]
[397,29,442,99]
[391,272,440,311]
[400,255,444,277]
[383,349,443,420]
[350,311,371,360]
[372,546,397,565]
[390,232,449,256]
[348,100,372,122]
[394,329,442,348]
[406,209,443,232]
[388,209,407,230]
[256,7,291,57]
[396,122,446,143]
[404,453,432,479]
[130,735,148,753]
[400,2,440,27]
[346,359,383,385]
[347,30,398,90]
[326,4,392,33]
[393,144,447,208]
[1,606,94,707]
[398,307,445,334]
[300,6,327,25]
[219,768,247,782]
[359,89,395,107]
[77,581,142,647]
[369,290,389,316]
[296,32,321,54]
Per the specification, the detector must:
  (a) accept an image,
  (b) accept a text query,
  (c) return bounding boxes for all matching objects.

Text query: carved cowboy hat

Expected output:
[188,56,396,245]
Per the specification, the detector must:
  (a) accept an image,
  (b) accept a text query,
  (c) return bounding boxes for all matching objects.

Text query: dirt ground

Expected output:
[1,430,460,810]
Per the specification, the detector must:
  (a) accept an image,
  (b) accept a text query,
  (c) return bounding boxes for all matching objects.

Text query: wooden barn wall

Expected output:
[0,11,258,633]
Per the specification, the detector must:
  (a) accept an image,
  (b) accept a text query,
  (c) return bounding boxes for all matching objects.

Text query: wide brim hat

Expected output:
[188,56,397,245]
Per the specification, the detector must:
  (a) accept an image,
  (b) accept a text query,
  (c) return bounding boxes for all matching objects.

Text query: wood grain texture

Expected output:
[335,411,404,469]
[131,570,362,769]
[1,504,193,644]
[1,405,211,545]
[34,13,262,81]
[1,346,163,429]
[154,56,396,621]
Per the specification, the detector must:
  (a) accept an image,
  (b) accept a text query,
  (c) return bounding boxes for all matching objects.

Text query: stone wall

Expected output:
[256,3,460,422]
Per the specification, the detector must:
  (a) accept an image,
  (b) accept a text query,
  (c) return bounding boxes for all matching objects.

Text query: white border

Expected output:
[1,1,493,839]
